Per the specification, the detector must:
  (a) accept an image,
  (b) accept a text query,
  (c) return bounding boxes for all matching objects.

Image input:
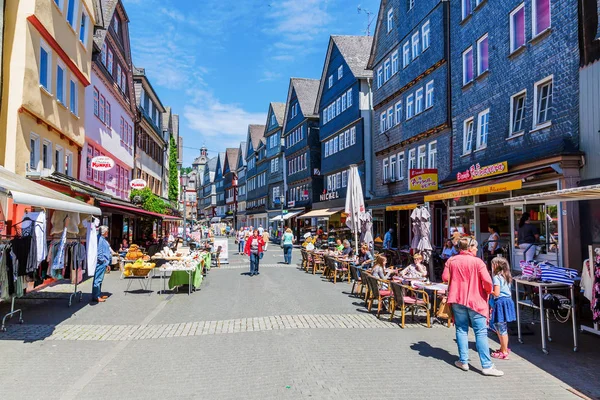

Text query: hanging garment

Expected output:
[83,217,99,276]
[23,211,47,264]
[0,245,10,301]
[10,236,37,275]
[50,211,81,235]
[581,259,594,302]
[593,260,600,323]
[52,227,68,272]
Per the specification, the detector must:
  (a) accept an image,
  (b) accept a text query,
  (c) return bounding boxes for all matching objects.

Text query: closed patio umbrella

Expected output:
[345,165,372,253]
[410,207,421,250]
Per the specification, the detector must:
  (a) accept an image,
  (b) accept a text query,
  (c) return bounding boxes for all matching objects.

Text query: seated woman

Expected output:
[335,239,344,252]
[441,240,458,260]
[341,240,354,257]
[370,254,397,282]
[118,239,129,254]
[400,252,428,279]
[357,245,374,269]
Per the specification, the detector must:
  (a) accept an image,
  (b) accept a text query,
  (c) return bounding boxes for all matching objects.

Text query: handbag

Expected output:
[436,271,452,320]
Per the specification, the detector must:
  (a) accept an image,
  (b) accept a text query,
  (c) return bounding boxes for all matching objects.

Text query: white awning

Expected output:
[210,217,221,223]
[302,207,345,218]
[270,210,304,222]
[475,184,600,207]
[0,166,101,215]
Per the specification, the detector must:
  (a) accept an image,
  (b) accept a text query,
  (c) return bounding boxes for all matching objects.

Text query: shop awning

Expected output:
[386,203,419,211]
[270,210,304,222]
[0,166,101,215]
[210,217,221,223]
[476,184,600,207]
[98,201,182,220]
[424,178,524,202]
[302,207,344,218]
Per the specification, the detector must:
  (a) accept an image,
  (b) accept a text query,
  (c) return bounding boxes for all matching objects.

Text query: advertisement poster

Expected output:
[409,169,439,191]
[456,161,508,182]
[213,238,229,264]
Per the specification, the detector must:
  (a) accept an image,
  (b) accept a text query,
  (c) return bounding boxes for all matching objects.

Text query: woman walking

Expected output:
[517,212,539,261]
[244,229,264,276]
[282,228,294,264]
[442,238,503,377]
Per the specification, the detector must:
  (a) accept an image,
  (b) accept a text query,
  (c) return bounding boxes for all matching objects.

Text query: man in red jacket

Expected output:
[244,229,265,276]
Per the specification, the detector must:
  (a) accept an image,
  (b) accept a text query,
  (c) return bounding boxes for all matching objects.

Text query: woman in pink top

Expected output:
[442,238,503,377]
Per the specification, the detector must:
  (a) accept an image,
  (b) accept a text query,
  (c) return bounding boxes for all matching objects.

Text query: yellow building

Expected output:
[0,0,97,176]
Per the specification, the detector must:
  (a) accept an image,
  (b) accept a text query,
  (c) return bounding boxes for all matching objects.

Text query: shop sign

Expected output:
[288,201,295,207]
[409,169,438,191]
[386,203,418,211]
[457,161,508,182]
[90,156,115,171]
[424,179,522,202]
[130,179,147,189]
[319,191,339,201]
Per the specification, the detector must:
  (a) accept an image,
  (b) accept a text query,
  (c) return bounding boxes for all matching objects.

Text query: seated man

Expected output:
[357,245,374,269]
[341,240,354,257]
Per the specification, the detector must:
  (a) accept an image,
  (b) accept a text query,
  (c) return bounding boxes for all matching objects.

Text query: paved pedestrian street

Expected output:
[0,240,597,400]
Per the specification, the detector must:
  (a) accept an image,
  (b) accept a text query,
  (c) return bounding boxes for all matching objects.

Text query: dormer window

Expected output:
[270,113,277,126]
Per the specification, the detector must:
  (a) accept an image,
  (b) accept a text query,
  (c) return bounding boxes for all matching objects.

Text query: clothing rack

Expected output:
[580,245,600,337]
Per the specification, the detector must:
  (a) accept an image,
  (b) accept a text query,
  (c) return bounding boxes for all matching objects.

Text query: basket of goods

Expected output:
[124,259,155,277]
[125,244,144,260]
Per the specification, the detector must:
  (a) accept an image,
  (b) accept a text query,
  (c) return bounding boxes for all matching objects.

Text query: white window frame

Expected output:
[383,158,389,182]
[328,75,333,88]
[29,133,40,171]
[411,32,420,59]
[389,155,396,180]
[509,89,527,136]
[391,50,399,75]
[56,60,67,105]
[347,88,353,107]
[339,133,345,151]
[403,42,410,68]
[476,109,490,150]
[387,8,394,32]
[422,20,430,51]
[398,152,405,179]
[532,0,551,37]
[384,59,391,81]
[533,75,553,128]
[510,3,526,53]
[462,46,474,86]
[351,127,356,145]
[380,113,386,133]
[54,145,65,173]
[395,101,402,124]
[415,88,424,114]
[428,141,437,169]
[417,145,426,168]
[463,118,474,155]
[462,0,472,20]
[425,80,434,109]
[79,8,89,46]
[341,94,347,111]
[344,130,350,148]
[377,67,383,88]
[387,107,394,128]
[408,149,416,171]
[477,34,489,75]
[406,94,414,119]
[42,139,52,169]
[65,150,73,177]
[409,0,415,10]
[338,65,343,80]
[39,40,52,92]
[70,78,79,116]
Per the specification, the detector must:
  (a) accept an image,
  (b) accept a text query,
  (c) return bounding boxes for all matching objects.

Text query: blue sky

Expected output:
[123,0,380,166]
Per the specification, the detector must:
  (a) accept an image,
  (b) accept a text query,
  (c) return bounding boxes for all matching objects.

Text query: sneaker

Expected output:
[482,365,504,377]
[454,361,469,371]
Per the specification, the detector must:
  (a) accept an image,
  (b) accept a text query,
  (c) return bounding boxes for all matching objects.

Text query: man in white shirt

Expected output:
[258,224,264,236]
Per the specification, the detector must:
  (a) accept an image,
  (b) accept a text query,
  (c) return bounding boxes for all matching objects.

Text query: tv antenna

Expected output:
[357,5,375,36]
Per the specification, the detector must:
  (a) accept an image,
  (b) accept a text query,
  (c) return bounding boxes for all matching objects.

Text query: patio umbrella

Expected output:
[345,165,371,253]
[360,212,374,249]
[417,207,432,252]
[410,207,421,249]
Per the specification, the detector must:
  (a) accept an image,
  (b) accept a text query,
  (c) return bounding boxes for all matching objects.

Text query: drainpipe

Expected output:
[443,0,452,171]
[366,77,375,198]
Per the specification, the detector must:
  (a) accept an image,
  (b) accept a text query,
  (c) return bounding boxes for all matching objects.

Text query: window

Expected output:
[42,140,52,169]
[462,46,474,85]
[415,88,424,114]
[342,94,347,111]
[477,34,489,75]
[105,102,111,127]
[380,113,387,133]
[510,4,526,52]
[391,50,399,75]
[425,81,434,109]
[328,75,333,88]
[99,95,105,122]
[55,145,64,173]
[273,186,280,202]
[79,9,88,45]
[428,141,437,169]
[384,59,391,81]
[462,0,472,20]
[403,42,410,67]
[387,8,394,32]
[56,62,66,104]
[383,158,389,182]
[117,64,122,88]
[339,133,345,151]
[408,149,416,170]
[395,101,402,124]
[344,130,350,148]
[107,50,113,74]
[30,133,40,171]
[417,145,427,168]
[422,21,430,51]
[347,88,353,107]
[533,0,551,36]
[66,0,77,27]
[120,117,124,141]
[101,43,107,65]
[411,32,420,59]
[510,90,526,135]
[390,155,396,180]
[69,79,78,116]
[336,98,341,115]
[398,152,405,179]
[476,109,490,149]
[387,107,394,128]
[113,15,119,33]
[377,67,383,88]
[406,94,414,119]
[39,41,51,91]
[534,76,553,126]
[463,118,474,154]
[351,127,356,145]
[338,65,343,80]
[408,0,415,10]
[65,151,73,177]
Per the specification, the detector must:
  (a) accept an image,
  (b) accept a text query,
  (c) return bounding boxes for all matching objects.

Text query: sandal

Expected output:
[491,351,509,360]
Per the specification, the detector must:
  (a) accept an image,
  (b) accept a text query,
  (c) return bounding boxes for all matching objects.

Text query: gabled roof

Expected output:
[238,142,247,168]
[248,124,266,151]
[225,148,239,173]
[92,0,118,49]
[162,106,172,133]
[203,157,218,184]
[282,78,320,128]
[271,102,286,125]
[314,35,373,114]
[215,152,226,178]
[367,0,391,70]
[172,114,179,140]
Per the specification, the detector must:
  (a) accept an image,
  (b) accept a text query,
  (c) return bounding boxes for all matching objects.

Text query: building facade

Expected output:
[214,151,226,219]
[235,142,247,229]
[263,102,286,232]
[223,147,240,226]
[200,156,217,221]
[245,124,267,228]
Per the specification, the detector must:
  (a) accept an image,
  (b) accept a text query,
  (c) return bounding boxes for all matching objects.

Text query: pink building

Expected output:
[80,0,136,201]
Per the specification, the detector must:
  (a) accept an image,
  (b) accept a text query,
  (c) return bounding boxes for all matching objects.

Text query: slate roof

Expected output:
[331,35,374,79]
[172,114,179,139]
[162,107,172,133]
[271,102,286,125]
[216,152,226,176]
[291,78,320,118]
[248,125,266,150]
[92,0,118,49]
[239,142,247,166]
[225,148,240,173]
[206,157,218,172]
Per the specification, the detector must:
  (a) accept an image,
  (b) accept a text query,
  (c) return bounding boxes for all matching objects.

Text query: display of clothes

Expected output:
[0,242,31,300]
[46,238,87,283]
[519,260,579,285]
[591,256,600,324]
[50,211,80,235]
[22,211,47,264]
[83,217,99,276]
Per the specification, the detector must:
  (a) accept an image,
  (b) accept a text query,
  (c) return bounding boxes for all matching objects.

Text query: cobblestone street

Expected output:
[0,239,597,400]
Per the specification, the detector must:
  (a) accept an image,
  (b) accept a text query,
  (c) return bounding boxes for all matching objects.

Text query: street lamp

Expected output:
[279,194,285,238]
[180,173,189,246]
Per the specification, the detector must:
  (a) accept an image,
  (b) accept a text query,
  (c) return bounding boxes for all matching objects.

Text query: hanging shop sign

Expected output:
[320,191,340,201]
[457,161,508,182]
[386,203,419,211]
[288,200,295,207]
[130,179,147,189]
[424,179,522,202]
[409,169,439,191]
[90,156,115,171]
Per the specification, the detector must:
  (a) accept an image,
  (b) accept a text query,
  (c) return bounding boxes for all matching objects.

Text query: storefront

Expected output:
[270,209,304,238]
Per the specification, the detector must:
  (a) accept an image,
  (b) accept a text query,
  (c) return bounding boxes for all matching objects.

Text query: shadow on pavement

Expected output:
[410,341,456,368]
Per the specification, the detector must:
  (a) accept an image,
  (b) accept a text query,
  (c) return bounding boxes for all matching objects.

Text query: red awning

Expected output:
[98,201,182,220]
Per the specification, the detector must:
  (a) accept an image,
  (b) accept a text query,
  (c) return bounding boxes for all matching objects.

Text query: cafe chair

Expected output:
[322,256,334,280]
[365,275,393,318]
[389,281,431,328]
[349,265,364,296]
[332,258,351,284]
[312,254,325,275]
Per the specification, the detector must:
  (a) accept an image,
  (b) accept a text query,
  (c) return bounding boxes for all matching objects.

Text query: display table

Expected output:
[514,278,578,354]
[160,264,196,295]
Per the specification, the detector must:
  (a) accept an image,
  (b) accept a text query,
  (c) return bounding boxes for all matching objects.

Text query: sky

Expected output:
[123,0,380,167]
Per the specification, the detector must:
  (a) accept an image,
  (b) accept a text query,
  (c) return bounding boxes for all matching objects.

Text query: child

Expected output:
[490,256,516,359]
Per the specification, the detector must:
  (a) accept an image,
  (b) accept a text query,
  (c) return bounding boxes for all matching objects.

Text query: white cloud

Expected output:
[259,71,283,82]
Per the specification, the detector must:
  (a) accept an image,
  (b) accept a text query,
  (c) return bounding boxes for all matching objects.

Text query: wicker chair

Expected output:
[365,275,393,318]
[312,254,325,275]
[389,281,431,328]
[331,259,350,284]
[349,265,363,296]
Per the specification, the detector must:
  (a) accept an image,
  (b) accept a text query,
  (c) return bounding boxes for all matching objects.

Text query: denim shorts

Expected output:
[495,322,508,335]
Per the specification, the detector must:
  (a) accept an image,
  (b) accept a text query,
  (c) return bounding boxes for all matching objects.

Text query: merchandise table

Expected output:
[160,265,196,295]
[514,278,578,354]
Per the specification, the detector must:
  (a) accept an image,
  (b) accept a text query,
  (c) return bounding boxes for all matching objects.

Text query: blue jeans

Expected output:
[452,303,493,369]
[283,244,293,264]
[250,253,260,275]
[92,262,108,300]
[238,240,245,253]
